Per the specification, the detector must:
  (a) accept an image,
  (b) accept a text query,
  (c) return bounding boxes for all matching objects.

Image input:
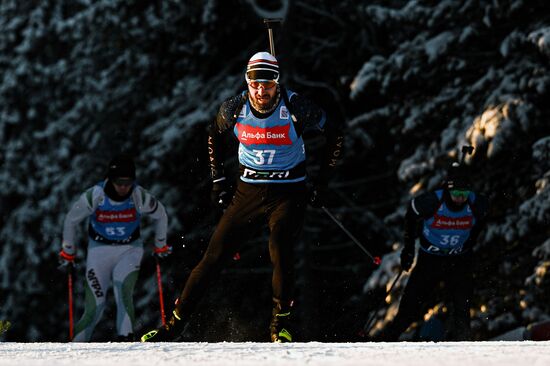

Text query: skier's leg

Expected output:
[112,243,143,340]
[445,256,473,341]
[267,182,306,342]
[73,242,116,342]
[176,181,266,315]
[375,252,440,341]
[142,181,266,342]
[267,183,306,302]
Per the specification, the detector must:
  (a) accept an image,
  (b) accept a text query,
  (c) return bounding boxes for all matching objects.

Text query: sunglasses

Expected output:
[248,80,277,90]
[112,178,134,186]
[450,189,470,198]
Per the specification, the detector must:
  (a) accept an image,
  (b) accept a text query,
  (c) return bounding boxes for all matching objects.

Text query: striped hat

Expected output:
[245,52,280,83]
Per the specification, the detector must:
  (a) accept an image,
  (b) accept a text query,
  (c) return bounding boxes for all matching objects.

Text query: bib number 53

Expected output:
[105,227,126,236]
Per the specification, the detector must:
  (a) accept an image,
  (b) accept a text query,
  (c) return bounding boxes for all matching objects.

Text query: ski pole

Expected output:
[155,257,166,326]
[363,269,403,336]
[263,18,282,56]
[321,206,381,265]
[67,263,74,341]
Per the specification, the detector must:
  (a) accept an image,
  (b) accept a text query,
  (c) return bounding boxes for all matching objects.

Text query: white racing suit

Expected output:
[62,181,168,341]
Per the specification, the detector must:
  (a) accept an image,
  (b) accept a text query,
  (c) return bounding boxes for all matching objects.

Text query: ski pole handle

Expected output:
[155,258,166,326]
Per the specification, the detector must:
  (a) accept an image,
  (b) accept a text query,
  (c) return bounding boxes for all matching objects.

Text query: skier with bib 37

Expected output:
[141,52,344,342]
[374,162,488,341]
[58,154,171,341]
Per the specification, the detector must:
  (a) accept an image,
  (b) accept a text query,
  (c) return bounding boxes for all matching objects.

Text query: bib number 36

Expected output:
[440,234,461,246]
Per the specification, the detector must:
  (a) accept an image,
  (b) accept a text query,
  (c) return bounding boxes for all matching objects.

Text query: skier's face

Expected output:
[248,80,278,110]
[112,177,133,196]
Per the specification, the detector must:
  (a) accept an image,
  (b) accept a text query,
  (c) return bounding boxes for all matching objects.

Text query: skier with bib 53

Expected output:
[59,154,171,341]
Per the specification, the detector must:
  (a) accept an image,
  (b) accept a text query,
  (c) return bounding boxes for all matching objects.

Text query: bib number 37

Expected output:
[252,149,276,165]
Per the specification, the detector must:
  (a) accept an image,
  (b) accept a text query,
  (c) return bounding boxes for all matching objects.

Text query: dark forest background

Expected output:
[1,0,550,342]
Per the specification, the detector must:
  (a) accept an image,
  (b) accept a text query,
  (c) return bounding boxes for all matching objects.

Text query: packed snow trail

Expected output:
[1,341,550,366]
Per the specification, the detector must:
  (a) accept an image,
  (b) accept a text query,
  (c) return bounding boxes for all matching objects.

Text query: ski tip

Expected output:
[0,320,10,334]
[140,330,158,342]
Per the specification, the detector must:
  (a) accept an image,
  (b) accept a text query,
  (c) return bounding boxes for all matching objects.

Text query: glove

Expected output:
[400,241,415,272]
[58,249,75,272]
[309,183,329,208]
[211,179,231,209]
[153,244,173,259]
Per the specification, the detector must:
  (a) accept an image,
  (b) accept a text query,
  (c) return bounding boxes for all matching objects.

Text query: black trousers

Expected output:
[379,250,474,341]
[176,180,307,315]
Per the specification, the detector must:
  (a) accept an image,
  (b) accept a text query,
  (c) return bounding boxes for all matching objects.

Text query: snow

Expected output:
[1,341,550,366]
[528,27,550,59]
[424,31,455,63]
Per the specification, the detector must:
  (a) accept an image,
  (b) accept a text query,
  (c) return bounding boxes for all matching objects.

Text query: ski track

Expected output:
[1,341,550,366]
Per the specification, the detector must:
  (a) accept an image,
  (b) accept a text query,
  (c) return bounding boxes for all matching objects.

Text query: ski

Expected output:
[0,320,10,335]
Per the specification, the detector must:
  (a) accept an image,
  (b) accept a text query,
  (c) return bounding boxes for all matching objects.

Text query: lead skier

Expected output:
[142,52,344,342]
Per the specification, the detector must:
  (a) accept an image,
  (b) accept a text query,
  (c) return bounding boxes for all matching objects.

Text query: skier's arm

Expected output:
[134,187,168,249]
[289,93,344,185]
[404,192,440,247]
[318,115,344,186]
[464,193,489,251]
[207,123,226,183]
[207,94,244,183]
[400,192,439,270]
[62,188,97,255]
[403,205,420,250]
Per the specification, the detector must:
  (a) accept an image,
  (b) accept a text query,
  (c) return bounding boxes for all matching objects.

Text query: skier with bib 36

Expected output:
[373,162,488,341]
[59,154,171,341]
[141,52,344,342]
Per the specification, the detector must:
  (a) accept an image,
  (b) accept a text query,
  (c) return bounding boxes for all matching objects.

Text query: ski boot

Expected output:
[270,299,293,343]
[141,310,187,342]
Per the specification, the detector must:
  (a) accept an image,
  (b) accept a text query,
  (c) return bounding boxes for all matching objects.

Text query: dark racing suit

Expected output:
[175,87,344,336]
[378,189,488,341]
